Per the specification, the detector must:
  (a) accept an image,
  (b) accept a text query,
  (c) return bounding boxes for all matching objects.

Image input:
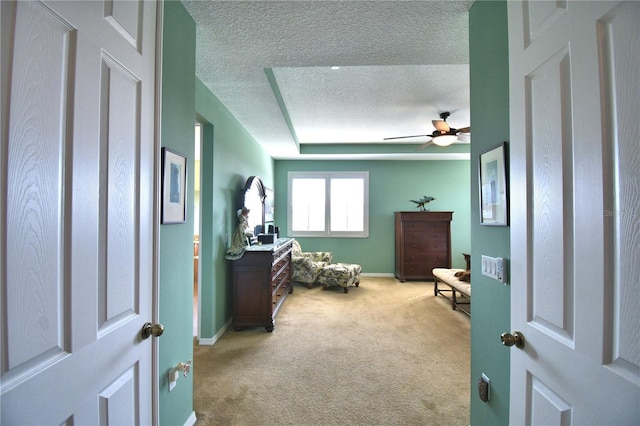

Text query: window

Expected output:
[287,171,369,237]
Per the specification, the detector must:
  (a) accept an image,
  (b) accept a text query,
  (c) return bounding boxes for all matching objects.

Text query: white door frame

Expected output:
[152,1,164,424]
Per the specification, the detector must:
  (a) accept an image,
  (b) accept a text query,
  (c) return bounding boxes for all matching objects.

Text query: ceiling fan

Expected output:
[384,111,471,151]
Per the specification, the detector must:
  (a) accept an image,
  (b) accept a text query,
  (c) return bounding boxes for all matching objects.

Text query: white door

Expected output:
[1,1,158,424]
[508,1,639,424]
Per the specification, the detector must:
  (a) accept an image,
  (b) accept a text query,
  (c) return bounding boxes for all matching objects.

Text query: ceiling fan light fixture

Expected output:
[432,134,457,146]
[432,119,449,132]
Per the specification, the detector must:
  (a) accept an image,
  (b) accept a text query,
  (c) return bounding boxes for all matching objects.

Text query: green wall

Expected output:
[469,1,511,424]
[159,2,196,425]
[274,160,471,271]
[195,78,274,340]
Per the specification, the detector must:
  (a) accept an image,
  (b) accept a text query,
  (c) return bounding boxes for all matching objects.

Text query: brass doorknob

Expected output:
[141,322,164,339]
[501,331,525,349]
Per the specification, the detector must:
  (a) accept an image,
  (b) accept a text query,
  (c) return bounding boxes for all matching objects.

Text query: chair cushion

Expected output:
[432,268,471,297]
[317,263,361,288]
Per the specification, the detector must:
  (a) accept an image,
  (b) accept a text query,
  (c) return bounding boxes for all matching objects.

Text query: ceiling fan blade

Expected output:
[456,132,471,143]
[457,126,471,134]
[383,134,430,140]
[432,120,450,132]
[415,140,434,151]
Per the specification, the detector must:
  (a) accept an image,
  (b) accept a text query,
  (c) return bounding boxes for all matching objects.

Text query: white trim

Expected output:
[183,411,197,426]
[361,272,395,277]
[197,318,232,346]
[274,153,470,161]
[152,1,164,425]
[194,123,203,341]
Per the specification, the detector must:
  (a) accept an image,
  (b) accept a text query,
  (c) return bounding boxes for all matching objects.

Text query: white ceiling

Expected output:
[182,1,473,160]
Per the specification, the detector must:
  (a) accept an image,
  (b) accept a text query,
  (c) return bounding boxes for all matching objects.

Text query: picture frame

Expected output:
[479,142,508,226]
[161,147,187,224]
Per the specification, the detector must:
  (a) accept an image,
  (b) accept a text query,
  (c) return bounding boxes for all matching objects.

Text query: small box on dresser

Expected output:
[394,211,453,282]
[230,238,293,332]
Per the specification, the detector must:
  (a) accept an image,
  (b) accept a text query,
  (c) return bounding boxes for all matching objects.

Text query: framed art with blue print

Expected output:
[161,147,187,224]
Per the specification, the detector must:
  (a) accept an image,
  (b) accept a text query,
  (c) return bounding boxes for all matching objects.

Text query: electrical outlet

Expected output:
[168,360,191,392]
[169,369,179,392]
[479,373,490,402]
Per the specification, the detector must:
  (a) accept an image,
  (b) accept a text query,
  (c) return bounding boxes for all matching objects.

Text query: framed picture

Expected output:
[161,147,187,224]
[479,142,508,226]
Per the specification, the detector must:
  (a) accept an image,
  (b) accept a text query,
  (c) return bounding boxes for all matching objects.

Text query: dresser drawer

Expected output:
[272,285,286,307]
[425,221,447,230]
[404,231,426,243]
[404,240,427,252]
[425,252,449,265]
[424,240,449,253]
[272,258,290,282]
[403,252,430,264]
[403,264,431,277]
[404,221,427,232]
[404,239,449,253]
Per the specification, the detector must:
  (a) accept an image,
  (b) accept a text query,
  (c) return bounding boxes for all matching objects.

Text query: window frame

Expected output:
[287,171,369,238]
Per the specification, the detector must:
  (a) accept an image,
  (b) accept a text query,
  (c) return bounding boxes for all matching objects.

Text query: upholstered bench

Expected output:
[317,263,362,293]
[432,268,471,316]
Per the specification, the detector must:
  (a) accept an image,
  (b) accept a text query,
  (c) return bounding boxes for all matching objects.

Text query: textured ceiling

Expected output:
[182,1,473,159]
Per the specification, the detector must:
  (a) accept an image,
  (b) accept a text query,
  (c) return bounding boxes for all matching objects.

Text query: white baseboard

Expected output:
[183,411,197,426]
[197,318,232,346]
[361,272,395,277]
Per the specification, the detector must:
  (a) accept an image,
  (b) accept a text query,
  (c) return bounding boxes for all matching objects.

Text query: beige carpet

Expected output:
[193,276,470,425]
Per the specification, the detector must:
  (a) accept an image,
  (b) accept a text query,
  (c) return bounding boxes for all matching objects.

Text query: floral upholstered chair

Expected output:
[291,240,333,288]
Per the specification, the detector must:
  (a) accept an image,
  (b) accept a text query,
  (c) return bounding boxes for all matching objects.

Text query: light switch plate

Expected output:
[482,255,507,284]
[481,255,498,280]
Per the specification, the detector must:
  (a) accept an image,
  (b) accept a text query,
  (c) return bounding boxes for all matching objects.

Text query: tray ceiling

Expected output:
[182,1,473,160]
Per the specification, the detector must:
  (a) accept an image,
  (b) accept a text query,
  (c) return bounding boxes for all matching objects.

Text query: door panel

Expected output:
[4,0,72,373]
[104,0,143,51]
[1,1,157,424]
[99,365,138,426]
[508,1,639,424]
[527,45,575,344]
[529,375,572,425]
[599,3,640,382]
[101,53,140,332]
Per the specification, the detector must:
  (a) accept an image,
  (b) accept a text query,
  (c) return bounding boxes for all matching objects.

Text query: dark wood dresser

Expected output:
[394,211,453,282]
[230,238,293,332]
